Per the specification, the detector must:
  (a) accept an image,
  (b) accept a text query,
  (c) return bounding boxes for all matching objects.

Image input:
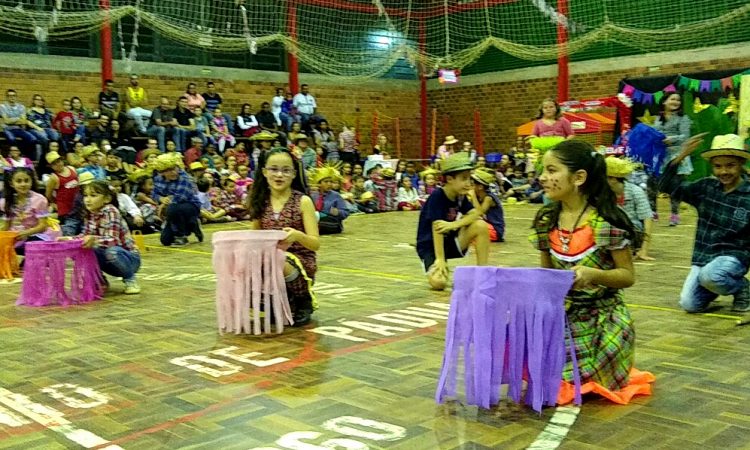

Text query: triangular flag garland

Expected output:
[621,69,750,105]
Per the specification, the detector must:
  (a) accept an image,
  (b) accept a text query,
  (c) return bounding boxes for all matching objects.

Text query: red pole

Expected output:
[556,0,569,103]
[371,111,379,150]
[99,0,113,88]
[287,0,300,94]
[419,20,429,160]
[473,109,483,156]
[394,117,401,159]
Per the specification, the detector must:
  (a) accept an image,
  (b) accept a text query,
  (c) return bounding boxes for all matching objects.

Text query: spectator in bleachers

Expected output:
[184,83,206,113]
[104,148,127,180]
[236,103,260,138]
[99,79,120,119]
[174,96,198,153]
[53,99,77,153]
[70,97,91,144]
[79,146,107,180]
[281,91,298,125]
[397,176,421,211]
[298,136,317,171]
[372,133,390,156]
[250,131,277,169]
[125,74,151,135]
[148,96,176,153]
[193,107,211,146]
[89,113,112,147]
[314,120,338,162]
[271,87,292,131]
[109,119,135,153]
[293,84,318,131]
[288,122,306,144]
[202,81,234,136]
[338,125,358,165]
[183,136,204,167]
[6,145,33,168]
[256,101,283,138]
[225,141,249,167]
[66,142,85,168]
[209,106,234,154]
[0,89,37,157]
[152,154,202,246]
[27,94,59,161]
[44,151,78,223]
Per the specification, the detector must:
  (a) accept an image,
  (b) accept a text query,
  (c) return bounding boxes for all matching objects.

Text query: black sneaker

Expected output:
[732,284,750,312]
[291,293,313,327]
[193,222,204,243]
[173,236,189,246]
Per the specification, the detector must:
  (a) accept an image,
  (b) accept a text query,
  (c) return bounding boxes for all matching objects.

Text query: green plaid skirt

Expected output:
[563,293,634,390]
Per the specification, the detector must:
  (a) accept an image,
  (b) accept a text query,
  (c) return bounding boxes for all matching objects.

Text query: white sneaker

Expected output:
[124,280,141,295]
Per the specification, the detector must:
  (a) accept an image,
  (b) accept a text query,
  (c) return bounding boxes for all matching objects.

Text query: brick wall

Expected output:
[427,55,750,152]
[0,66,423,158]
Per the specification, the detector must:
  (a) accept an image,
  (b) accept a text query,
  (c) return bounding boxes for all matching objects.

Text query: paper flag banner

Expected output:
[633,90,643,102]
[653,91,664,104]
[677,77,689,89]
[733,74,743,86]
[642,93,654,105]
[721,77,734,91]
[623,84,635,96]
[699,80,711,92]
[664,84,677,93]
[710,80,722,92]
[689,79,700,92]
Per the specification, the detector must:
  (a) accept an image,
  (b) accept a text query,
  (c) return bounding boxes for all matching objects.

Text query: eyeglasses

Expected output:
[265,166,295,176]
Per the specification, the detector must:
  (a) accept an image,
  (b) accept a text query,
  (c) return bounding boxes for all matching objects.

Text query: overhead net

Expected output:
[0,0,748,79]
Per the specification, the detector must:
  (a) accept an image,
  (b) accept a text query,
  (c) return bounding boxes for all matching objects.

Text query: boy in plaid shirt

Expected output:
[660,134,750,312]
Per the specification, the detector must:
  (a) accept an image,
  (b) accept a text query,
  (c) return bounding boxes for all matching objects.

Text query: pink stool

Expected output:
[435,267,575,412]
[16,240,103,307]
[0,231,19,280]
[212,230,292,335]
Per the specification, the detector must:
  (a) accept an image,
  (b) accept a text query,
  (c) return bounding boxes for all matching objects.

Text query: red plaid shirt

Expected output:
[82,204,137,251]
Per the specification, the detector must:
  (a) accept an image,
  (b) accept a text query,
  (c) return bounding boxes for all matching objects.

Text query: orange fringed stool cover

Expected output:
[0,231,19,279]
[557,368,655,405]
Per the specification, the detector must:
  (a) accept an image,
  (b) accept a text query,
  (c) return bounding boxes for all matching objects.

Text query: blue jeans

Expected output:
[161,202,200,246]
[679,256,749,312]
[4,127,37,147]
[147,125,173,152]
[94,246,141,281]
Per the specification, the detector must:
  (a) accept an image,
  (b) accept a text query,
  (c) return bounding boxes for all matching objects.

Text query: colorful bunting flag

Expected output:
[653,91,664,104]
[721,77,733,91]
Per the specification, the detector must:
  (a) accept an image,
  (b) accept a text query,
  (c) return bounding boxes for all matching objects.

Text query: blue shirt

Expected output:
[152,169,201,209]
[312,191,350,220]
[416,187,472,258]
[78,165,107,181]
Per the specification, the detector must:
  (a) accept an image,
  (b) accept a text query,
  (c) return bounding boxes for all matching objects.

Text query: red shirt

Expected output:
[184,147,202,166]
[54,167,79,217]
[53,111,76,135]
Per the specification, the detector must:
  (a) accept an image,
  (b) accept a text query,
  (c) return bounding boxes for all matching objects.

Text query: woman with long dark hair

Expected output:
[530,140,653,405]
[247,147,317,326]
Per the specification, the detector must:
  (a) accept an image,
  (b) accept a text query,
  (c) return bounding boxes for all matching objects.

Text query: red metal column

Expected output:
[99,0,113,87]
[556,0,569,103]
[419,21,428,160]
[287,0,300,93]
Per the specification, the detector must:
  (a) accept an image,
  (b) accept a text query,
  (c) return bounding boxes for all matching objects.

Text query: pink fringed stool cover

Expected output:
[17,240,103,307]
[0,231,19,280]
[212,230,292,335]
[435,267,575,413]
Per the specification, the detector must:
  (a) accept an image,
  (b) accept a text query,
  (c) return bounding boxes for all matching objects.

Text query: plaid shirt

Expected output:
[660,163,750,268]
[82,204,137,251]
[620,182,652,228]
[153,169,201,209]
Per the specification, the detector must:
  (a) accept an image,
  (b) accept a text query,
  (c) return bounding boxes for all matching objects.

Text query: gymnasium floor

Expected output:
[1,201,749,450]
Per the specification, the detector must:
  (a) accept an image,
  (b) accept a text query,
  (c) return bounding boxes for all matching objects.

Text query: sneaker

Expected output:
[123,279,141,295]
[669,214,680,227]
[732,284,750,312]
[193,222,204,243]
[173,236,189,246]
[291,293,314,327]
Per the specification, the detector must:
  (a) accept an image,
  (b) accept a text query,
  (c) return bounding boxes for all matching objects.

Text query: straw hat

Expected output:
[471,168,496,186]
[440,152,474,175]
[251,130,279,141]
[419,168,441,180]
[45,151,62,165]
[78,171,96,186]
[128,168,152,183]
[360,191,374,202]
[380,167,396,178]
[605,157,637,179]
[444,135,459,145]
[189,162,205,171]
[154,153,179,172]
[309,164,343,185]
[142,149,161,161]
[702,134,750,160]
[81,145,100,160]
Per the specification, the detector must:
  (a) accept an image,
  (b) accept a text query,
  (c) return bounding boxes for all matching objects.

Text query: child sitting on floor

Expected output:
[197,178,230,223]
[397,176,421,211]
[1,167,53,258]
[469,168,505,242]
[416,153,490,290]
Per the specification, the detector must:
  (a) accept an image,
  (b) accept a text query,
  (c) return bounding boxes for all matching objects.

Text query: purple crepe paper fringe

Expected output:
[212,230,292,335]
[435,267,575,413]
[16,240,103,307]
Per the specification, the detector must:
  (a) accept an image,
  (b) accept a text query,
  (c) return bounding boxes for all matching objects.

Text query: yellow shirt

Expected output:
[126,86,147,108]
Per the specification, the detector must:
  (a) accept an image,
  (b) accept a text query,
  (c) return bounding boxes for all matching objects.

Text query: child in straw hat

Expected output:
[606,157,654,261]
[660,133,750,313]
[469,168,505,242]
[309,164,349,234]
[416,153,490,290]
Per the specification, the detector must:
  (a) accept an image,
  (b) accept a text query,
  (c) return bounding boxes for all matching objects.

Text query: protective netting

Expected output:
[0,0,748,79]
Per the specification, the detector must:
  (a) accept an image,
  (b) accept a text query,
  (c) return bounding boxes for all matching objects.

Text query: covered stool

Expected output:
[212,230,292,335]
[435,267,575,413]
[0,231,19,280]
[16,240,103,307]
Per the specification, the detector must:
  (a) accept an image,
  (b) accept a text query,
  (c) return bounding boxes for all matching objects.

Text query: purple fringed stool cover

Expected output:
[435,267,575,413]
[212,230,292,335]
[16,240,103,307]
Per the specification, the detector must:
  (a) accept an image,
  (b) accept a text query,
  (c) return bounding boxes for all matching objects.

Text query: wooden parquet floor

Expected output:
[1,200,749,450]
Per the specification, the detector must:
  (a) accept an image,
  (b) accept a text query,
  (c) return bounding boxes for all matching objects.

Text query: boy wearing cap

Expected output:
[78,146,107,180]
[660,134,750,312]
[416,153,490,290]
[606,157,654,261]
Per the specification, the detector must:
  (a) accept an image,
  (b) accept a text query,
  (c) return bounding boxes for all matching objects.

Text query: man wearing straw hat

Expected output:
[152,154,202,246]
[660,134,750,313]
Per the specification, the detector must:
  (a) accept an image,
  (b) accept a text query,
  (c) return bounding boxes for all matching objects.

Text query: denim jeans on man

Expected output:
[679,256,749,312]
[94,246,141,282]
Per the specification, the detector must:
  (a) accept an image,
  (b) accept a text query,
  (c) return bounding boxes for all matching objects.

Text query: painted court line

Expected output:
[526,406,581,449]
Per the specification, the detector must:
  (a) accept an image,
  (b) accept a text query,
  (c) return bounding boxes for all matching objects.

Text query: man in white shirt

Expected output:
[293,84,318,131]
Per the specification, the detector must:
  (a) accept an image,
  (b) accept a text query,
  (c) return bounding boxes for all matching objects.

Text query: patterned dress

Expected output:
[529,211,635,391]
[259,190,317,297]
